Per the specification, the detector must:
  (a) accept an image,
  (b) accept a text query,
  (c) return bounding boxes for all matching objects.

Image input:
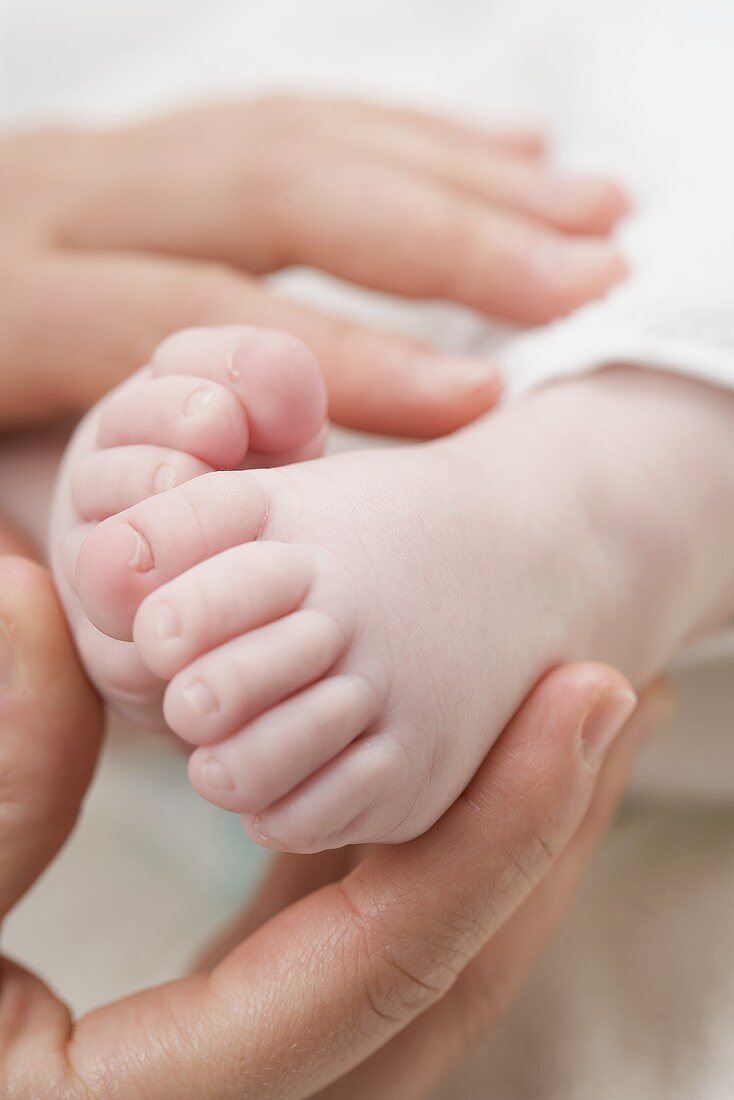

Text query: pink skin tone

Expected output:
[51,327,734,854]
[50,324,328,731]
[0,98,629,440]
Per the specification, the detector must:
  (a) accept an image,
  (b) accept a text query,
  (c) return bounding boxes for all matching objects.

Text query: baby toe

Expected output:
[57,523,95,597]
[151,326,328,455]
[188,675,380,814]
[75,618,165,728]
[163,609,348,745]
[72,445,211,520]
[134,540,312,679]
[240,730,420,854]
[98,375,249,469]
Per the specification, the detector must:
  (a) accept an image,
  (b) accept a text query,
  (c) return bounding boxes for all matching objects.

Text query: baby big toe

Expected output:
[76,471,268,641]
[188,674,380,814]
[151,326,328,456]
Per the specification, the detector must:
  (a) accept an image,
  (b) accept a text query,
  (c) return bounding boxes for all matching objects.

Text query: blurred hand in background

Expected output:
[0,95,628,438]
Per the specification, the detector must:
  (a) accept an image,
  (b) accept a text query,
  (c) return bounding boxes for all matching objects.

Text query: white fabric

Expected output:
[2,2,734,1098]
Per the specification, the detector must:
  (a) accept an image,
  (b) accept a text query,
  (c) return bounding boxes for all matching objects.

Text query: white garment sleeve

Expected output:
[503,194,734,398]
[486,0,734,400]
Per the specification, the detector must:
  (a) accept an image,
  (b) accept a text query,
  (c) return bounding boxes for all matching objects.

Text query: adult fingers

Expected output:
[0,518,35,557]
[65,663,637,1099]
[320,679,671,1100]
[349,129,629,235]
[0,554,103,1099]
[59,146,625,325]
[0,251,500,437]
[290,96,548,160]
[0,556,103,919]
[295,96,628,234]
[247,157,626,321]
[194,849,352,972]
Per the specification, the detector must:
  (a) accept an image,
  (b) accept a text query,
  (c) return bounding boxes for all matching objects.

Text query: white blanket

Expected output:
[2,2,734,1096]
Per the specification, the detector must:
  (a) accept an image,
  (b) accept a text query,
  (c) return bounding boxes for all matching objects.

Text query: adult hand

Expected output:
[1,96,627,437]
[0,552,666,1099]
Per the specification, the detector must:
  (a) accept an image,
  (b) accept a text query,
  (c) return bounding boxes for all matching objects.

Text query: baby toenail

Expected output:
[225,345,241,385]
[125,524,154,573]
[185,388,215,417]
[414,353,499,395]
[198,754,235,792]
[154,601,180,640]
[152,464,175,494]
[182,679,219,716]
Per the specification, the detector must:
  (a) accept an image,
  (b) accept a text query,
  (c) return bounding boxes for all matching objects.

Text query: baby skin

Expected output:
[51,326,734,852]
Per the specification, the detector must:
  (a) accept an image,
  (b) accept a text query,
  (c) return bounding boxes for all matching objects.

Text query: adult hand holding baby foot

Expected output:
[0,95,627,437]
[0,549,667,1099]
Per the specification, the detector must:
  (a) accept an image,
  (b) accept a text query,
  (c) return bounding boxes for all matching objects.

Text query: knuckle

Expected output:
[338,881,473,1027]
[506,817,563,887]
[174,262,247,323]
[362,954,444,1024]
[319,315,366,363]
[421,211,479,301]
[363,925,471,1024]
[260,132,318,199]
[249,94,318,184]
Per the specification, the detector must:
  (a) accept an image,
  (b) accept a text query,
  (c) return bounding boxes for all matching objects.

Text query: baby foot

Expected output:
[50,324,328,728]
[66,366,734,854]
[67,394,604,853]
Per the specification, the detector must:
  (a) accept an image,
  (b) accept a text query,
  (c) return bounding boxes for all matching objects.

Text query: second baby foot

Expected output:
[50,324,328,727]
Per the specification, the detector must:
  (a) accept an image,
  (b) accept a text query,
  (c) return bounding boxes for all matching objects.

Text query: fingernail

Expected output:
[124,523,154,573]
[185,388,215,417]
[0,619,14,688]
[544,177,632,223]
[547,238,626,283]
[153,600,180,640]
[198,753,235,792]
[414,353,500,396]
[182,679,219,717]
[581,690,638,769]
